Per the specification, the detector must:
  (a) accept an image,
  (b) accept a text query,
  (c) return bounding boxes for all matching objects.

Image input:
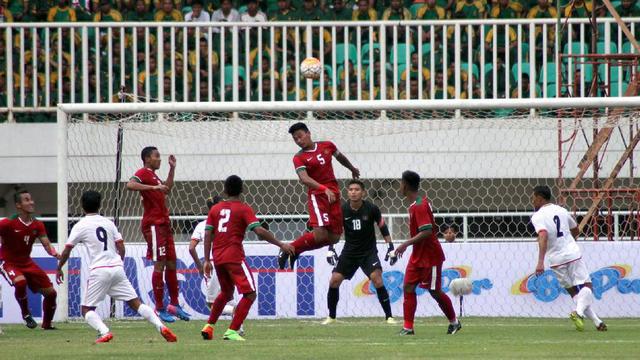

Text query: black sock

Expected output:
[328,287,339,319]
[376,286,392,319]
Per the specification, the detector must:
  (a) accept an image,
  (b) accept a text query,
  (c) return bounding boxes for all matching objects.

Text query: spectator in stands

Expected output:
[433,71,455,99]
[511,72,538,98]
[185,0,210,21]
[401,53,430,83]
[312,69,336,100]
[285,79,306,100]
[399,77,429,99]
[47,0,77,22]
[212,0,241,23]
[138,56,160,99]
[352,0,377,20]
[251,76,279,101]
[454,0,485,19]
[271,0,297,20]
[325,0,352,20]
[617,0,640,15]
[527,0,556,52]
[241,0,267,22]
[94,0,124,21]
[490,0,521,18]
[0,3,14,22]
[299,0,325,20]
[125,0,155,21]
[189,37,220,82]
[442,224,457,243]
[564,0,592,17]
[155,0,183,21]
[416,0,445,19]
[485,24,517,59]
[382,0,411,19]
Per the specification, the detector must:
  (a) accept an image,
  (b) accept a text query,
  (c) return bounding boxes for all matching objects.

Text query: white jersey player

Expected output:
[188,196,236,315]
[56,190,178,343]
[530,185,607,332]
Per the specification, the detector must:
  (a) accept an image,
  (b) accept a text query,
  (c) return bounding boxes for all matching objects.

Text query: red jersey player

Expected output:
[200,175,294,341]
[126,146,190,322]
[394,170,461,335]
[278,122,360,270]
[0,190,59,329]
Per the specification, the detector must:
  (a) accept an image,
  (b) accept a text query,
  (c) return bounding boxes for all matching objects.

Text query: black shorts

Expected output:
[333,251,382,280]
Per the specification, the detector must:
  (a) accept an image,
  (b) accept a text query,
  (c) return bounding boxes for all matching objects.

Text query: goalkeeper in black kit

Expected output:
[322,180,397,325]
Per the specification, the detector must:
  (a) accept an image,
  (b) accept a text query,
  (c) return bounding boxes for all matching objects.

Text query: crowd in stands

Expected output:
[0,0,639,121]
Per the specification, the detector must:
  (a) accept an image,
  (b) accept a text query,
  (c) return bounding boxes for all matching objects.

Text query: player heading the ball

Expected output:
[531,185,607,332]
[126,146,191,323]
[278,122,360,270]
[201,175,294,341]
[57,190,177,343]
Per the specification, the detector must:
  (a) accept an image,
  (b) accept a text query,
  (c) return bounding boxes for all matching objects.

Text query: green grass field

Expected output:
[1,317,639,359]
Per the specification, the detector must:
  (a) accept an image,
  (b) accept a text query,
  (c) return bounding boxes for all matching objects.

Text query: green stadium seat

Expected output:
[362,43,380,64]
[609,81,629,97]
[567,64,594,82]
[596,41,618,54]
[598,64,622,82]
[546,84,558,97]
[421,43,431,56]
[409,4,424,17]
[461,63,479,79]
[389,43,415,65]
[538,62,564,85]
[224,65,247,85]
[511,63,531,80]
[335,43,358,65]
[563,42,588,65]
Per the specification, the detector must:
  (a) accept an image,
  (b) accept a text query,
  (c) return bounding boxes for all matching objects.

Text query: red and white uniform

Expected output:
[404,196,446,290]
[0,215,52,291]
[292,141,343,235]
[531,203,589,288]
[205,200,261,295]
[131,167,176,261]
[66,214,137,307]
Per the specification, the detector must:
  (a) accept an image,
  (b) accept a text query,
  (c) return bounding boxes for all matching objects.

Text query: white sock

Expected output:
[138,304,164,332]
[573,287,594,317]
[584,306,603,327]
[223,304,235,315]
[85,311,109,336]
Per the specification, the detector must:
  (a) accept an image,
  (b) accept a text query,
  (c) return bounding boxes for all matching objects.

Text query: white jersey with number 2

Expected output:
[530,203,581,267]
[66,214,124,269]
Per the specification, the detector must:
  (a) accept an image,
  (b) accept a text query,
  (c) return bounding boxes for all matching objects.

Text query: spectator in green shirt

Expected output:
[125,0,155,20]
[94,0,124,21]
[47,0,77,21]
[298,0,324,20]
[382,0,411,19]
[453,0,485,19]
[325,0,352,20]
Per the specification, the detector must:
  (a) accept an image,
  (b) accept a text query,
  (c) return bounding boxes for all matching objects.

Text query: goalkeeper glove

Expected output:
[384,243,397,265]
[326,245,338,266]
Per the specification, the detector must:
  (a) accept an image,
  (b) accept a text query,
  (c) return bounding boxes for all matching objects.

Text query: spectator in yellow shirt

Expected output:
[155,0,183,21]
[47,0,77,22]
[352,0,377,20]
[94,0,124,21]
[382,0,412,20]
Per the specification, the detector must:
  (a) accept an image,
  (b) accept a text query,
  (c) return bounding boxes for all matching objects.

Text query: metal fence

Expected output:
[1,18,639,121]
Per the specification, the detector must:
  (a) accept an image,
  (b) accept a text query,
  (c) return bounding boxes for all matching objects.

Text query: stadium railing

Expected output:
[1,17,640,121]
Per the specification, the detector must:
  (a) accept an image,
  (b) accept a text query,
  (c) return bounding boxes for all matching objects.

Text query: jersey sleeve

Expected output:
[65,224,82,248]
[567,212,578,228]
[36,221,48,238]
[109,221,124,242]
[131,168,147,184]
[244,205,261,231]
[191,222,205,242]
[293,154,306,173]
[325,141,339,156]
[530,213,549,234]
[205,209,216,232]
[372,204,390,237]
[413,204,433,233]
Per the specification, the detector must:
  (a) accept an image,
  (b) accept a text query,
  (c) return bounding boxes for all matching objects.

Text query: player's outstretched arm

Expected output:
[570,227,580,239]
[297,169,338,203]
[56,246,73,284]
[334,151,360,179]
[535,231,548,276]
[126,179,168,193]
[395,229,431,258]
[38,235,60,259]
[164,155,177,191]
[253,227,295,255]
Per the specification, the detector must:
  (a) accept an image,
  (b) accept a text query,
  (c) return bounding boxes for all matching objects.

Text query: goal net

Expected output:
[57,98,640,322]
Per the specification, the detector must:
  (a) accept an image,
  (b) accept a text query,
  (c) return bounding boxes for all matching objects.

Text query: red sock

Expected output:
[208,292,231,325]
[432,290,457,323]
[41,290,57,329]
[152,271,165,310]
[230,295,255,331]
[403,291,417,330]
[291,232,322,254]
[14,280,30,317]
[165,268,179,306]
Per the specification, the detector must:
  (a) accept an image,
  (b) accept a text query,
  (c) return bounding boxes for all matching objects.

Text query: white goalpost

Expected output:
[56,97,640,322]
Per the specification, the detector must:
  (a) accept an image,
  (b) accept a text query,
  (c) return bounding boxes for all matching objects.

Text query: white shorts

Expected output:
[204,269,236,306]
[83,266,138,307]
[551,258,591,288]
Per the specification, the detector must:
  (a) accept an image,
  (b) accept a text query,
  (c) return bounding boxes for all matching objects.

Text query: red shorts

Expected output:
[0,260,53,292]
[215,261,256,295]
[404,263,443,291]
[142,223,176,262]
[307,192,343,235]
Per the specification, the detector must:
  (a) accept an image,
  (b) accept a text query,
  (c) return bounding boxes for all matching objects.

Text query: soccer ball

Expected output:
[301,57,322,80]
[449,278,473,296]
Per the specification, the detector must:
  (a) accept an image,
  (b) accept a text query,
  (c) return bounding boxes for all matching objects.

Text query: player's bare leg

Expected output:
[82,305,112,343]
[165,260,190,321]
[370,269,394,323]
[224,292,255,341]
[152,260,174,322]
[400,283,417,335]
[40,286,57,330]
[127,298,177,342]
[11,275,36,329]
[202,290,234,340]
[428,289,461,334]
[283,228,340,269]
[323,272,345,324]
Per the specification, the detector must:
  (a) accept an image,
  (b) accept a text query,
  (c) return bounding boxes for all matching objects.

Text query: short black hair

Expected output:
[288,122,309,135]
[206,195,223,209]
[81,190,102,213]
[443,224,458,232]
[191,0,203,5]
[14,189,29,204]
[224,175,243,197]
[401,170,420,192]
[141,146,158,162]
[533,185,552,201]
[347,179,365,190]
